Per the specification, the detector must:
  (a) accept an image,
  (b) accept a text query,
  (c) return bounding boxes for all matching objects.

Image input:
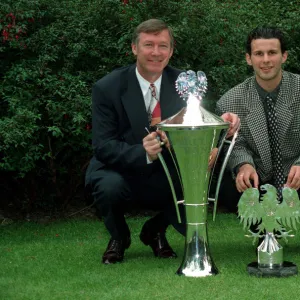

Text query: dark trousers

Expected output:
[218,170,242,213]
[89,161,185,240]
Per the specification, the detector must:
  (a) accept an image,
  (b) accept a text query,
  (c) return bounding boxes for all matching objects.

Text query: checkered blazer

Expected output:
[216,71,300,183]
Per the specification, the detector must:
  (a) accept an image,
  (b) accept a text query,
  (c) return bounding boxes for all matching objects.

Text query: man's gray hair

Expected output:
[132,19,174,48]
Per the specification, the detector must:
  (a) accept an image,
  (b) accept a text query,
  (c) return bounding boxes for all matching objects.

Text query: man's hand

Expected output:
[158,130,170,149]
[221,112,240,138]
[208,148,218,170]
[236,164,259,192]
[143,130,169,162]
[285,166,300,190]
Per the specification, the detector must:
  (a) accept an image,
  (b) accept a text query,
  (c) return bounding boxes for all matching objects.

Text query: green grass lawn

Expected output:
[1,213,300,300]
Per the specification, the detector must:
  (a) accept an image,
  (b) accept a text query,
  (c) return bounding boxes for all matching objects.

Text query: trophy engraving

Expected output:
[238,184,300,277]
[156,70,235,277]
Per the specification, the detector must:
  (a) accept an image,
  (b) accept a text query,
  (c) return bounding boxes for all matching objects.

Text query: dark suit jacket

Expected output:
[216,71,300,183]
[86,64,185,185]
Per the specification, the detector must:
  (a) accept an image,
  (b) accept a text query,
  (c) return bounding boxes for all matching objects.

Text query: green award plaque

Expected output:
[238,184,300,277]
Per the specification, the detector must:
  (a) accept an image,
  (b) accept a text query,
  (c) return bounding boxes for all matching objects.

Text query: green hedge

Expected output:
[1,0,300,212]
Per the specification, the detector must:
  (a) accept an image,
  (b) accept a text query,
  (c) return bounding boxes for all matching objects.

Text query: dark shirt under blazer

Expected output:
[216,71,300,183]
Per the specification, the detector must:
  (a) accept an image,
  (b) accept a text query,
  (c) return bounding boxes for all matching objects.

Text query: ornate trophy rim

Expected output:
[157,106,229,130]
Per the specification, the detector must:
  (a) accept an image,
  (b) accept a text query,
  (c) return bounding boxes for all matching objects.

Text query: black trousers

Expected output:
[89,161,185,240]
[217,170,242,213]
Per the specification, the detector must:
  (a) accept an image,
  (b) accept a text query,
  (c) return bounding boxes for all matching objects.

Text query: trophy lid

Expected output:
[157,70,229,129]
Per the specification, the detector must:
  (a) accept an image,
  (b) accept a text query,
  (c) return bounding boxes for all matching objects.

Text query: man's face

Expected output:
[131,29,173,82]
[246,38,287,88]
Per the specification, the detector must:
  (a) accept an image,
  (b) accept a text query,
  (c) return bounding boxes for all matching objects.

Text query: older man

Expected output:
[86,19,240,264]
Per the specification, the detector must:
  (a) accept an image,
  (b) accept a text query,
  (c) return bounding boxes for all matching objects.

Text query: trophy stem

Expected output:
[177,203,218,277]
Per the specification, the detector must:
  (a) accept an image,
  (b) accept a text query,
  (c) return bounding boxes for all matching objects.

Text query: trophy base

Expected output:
[247,262,298,277]
[176,267,218,278]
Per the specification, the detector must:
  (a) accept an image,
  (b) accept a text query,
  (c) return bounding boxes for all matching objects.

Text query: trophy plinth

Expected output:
[238,184,300,277]
[247,262,297,278]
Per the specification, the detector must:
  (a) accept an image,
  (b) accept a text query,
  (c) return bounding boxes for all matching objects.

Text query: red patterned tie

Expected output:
[149,83,161,126]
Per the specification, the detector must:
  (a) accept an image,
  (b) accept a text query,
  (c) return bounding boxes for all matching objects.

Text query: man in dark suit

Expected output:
[216,26,300,211]
[86,19,240,264]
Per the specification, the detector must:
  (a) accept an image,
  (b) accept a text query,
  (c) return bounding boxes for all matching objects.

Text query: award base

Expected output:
[247,262,298,277]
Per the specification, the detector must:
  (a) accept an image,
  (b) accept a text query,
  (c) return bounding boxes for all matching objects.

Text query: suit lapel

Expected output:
[121,66,185,142]
[121,66,149,142]
[160,69,185,119]
[245,81,272,174]
[276,71,294,144]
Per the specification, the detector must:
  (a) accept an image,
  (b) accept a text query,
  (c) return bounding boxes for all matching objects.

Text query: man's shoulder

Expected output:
[219,76,255,103]
[163,66,184,85]
[164,65,183,74]
[283,71,300,85]
[279,71,300,100]
[94,65,135,87]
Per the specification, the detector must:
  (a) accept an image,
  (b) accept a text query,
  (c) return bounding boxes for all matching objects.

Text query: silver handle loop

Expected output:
[208,128,239,221]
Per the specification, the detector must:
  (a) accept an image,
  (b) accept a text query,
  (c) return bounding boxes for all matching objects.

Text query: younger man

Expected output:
[216,26,300,211]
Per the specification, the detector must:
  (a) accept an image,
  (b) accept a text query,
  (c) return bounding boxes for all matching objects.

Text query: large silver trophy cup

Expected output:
[156,71,236,277]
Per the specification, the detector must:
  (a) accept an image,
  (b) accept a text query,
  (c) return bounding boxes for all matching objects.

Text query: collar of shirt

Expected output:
[135,67,162,100]
[255,79,282,103]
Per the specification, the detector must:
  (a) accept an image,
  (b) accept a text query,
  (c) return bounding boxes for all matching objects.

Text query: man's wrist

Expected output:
[234,163,245,175]
[146,154,153,164]
[234,162,254,174]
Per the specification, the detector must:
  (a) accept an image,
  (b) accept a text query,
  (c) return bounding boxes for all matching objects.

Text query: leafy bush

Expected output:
[1,0,300,214]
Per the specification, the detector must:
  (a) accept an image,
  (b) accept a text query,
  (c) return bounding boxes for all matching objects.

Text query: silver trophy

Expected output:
[238,184,300,277]
[156,70,237,277]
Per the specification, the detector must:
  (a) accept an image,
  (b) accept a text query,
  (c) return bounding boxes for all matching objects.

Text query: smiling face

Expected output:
[246,38,288,91]
[131,29,173,83]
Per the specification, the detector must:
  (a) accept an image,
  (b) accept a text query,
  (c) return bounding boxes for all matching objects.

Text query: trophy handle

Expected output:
[145,126,182,224]
[167,148,184,195]
[157,152,182,223]
[208,129,239,221]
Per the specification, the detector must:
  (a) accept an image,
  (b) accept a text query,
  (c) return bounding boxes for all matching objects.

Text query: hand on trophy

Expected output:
[143,130,169,162]
[220,112,240,138]
[236,163,259,192]
[208,148,218,170]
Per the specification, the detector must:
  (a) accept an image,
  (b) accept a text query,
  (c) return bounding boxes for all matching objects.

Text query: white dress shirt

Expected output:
[135,68,162,112]
[135,68,162,163]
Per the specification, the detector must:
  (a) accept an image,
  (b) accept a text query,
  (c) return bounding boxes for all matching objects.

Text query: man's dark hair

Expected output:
[246,26,287,54]
[132,19,174,48]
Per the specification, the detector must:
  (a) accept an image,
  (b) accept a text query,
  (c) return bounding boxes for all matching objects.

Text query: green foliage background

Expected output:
[1,0,300,213]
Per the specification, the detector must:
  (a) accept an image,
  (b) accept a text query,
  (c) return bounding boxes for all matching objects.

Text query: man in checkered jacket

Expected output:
[216,26,300,211]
